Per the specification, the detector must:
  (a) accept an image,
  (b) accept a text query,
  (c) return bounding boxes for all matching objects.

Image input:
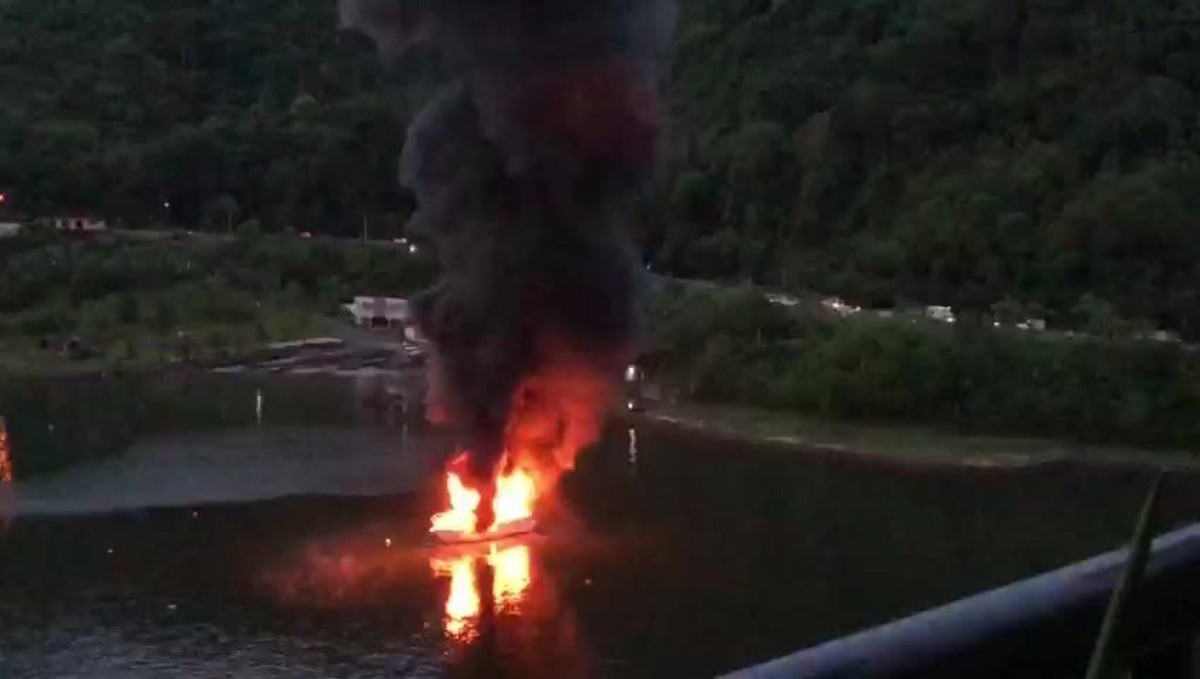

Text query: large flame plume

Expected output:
[429,345,627,539]
[340,0,676,533]
[429,454,535,538]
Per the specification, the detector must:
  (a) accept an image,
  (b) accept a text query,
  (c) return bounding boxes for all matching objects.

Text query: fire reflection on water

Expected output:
[0,417,12,484]
[430,553,482,641]
[0,417,12,535]
[429,543,532,643]
[263,530,593,675]
[489,543,531,608]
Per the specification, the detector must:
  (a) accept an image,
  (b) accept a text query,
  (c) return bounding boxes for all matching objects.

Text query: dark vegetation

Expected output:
[0,229,433,372]
[0,0,420,239]
[3,0,1199,446]
[649,284,1200,448]
[650,0,1200,340]
[6,0,1200,335]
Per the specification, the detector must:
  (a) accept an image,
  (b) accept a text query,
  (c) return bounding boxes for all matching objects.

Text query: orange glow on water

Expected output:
[0,418,12,484]
[260,530,594,675]
[430,554,481,640]
[489,543,532,607]
[430,543,531,641]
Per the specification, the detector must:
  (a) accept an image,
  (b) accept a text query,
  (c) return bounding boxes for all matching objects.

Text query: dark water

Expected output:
[0,373,1198,678]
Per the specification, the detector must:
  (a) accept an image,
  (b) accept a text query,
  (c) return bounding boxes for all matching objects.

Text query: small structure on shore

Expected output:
[49,215,108,233]
[345,296,411,329]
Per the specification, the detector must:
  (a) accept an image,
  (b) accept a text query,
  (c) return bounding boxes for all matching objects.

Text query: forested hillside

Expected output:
[0,0,418,238]
[5,0,1200,335]
[657,0,1200,337]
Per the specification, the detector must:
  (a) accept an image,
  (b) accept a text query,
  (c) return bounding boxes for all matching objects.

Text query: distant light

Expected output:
[385,537,392,548]
[408,244,418,254]
[627,400,635,411]
[162,201,170,209]
[0,192,6,203]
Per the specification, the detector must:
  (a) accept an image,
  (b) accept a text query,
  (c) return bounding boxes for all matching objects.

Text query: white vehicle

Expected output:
[822,297,861,317]
[765,293,801,308]
[926,306,956,324]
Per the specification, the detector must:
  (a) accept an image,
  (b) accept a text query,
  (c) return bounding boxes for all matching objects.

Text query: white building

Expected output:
[926,306,956,324]
[1016,318,1047,331]
[346,296,411,329]
[51,216,107,233]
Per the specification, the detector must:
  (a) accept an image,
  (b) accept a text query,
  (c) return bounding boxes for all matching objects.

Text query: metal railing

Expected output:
[721,522,1200,679]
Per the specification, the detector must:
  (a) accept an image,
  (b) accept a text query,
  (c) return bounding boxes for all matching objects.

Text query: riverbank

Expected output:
[0,319,337,382]
[647,284,1200,451]
[619,399,1200,473]
[0,229,434,381]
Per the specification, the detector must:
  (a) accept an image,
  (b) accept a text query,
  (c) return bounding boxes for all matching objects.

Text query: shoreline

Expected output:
[6,341,1195,475]
[616,401,1200,475]
[0,334,406,383]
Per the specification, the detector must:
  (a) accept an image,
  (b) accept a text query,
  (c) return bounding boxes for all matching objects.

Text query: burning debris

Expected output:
[341,0,677,537]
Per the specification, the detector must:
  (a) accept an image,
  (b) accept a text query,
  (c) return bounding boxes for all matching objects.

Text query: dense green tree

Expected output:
[0,0,404,235]
[662,0,1200,337]
[651,286,1200,448]
[4,0,1200,338]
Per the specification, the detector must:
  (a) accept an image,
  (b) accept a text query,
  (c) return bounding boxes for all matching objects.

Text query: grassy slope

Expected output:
[639,400,1197,467]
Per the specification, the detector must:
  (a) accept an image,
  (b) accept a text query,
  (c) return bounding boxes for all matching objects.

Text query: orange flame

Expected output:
[492,468,535,528]
[427,338,632,539]
[429,463,535,538]
[429,472,482,535]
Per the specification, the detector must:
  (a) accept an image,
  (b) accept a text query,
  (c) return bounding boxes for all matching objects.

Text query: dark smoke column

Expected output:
[341,0,677,529]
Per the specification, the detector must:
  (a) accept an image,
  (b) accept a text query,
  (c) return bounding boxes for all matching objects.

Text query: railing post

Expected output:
[1130,635,1195,679]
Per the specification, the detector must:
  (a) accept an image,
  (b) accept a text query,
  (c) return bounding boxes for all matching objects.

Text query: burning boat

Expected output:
[340,0,676,542]
[430,454,536,543]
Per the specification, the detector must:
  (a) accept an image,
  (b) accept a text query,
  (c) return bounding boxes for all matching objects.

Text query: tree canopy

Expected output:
[657,0,1200,338]
[0,0,416,238]
[4,0,1200,335]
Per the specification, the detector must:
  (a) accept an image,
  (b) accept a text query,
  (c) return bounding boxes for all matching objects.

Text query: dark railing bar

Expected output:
[720,522,1200,679]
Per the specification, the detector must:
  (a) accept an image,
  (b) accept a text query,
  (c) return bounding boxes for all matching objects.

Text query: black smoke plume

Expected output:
[341,0,676,526]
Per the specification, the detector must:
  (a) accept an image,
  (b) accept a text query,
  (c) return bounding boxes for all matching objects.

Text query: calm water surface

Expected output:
[0,373,1197,678]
